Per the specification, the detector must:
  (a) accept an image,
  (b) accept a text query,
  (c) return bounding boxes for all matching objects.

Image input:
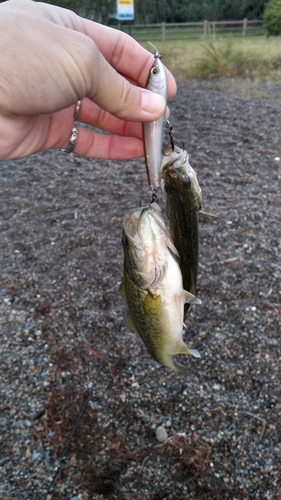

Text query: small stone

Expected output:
[156,426,167,443]
[120,393,126,403]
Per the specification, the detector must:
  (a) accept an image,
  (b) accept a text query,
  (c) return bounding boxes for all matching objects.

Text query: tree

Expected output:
[33,0,116,23]
[34,0,268,23]
[263,0,281,35]
[134,0,268,23]
[242,0,267,19]
[40,0,86,15]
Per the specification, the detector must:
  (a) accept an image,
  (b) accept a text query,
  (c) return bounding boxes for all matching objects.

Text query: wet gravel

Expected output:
[0,79,280,500]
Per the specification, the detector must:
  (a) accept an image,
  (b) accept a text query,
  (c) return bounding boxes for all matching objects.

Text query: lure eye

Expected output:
[151,66,160,75]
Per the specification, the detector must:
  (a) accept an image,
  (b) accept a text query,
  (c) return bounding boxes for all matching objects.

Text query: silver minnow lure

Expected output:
[143,43,167,191]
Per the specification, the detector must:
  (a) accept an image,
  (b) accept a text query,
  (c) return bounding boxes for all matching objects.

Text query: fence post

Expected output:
[242,18,248,37]
[161,22,166,43]
[203,20,208,39]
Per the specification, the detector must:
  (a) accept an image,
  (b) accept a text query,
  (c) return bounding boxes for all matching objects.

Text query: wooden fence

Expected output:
[117,19,264,42]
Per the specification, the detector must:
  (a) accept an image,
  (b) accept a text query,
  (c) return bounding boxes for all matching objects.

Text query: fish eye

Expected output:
[164,182,171,193]
[151,67,159,75]
[183,174,191,185]
[121,235,128,247]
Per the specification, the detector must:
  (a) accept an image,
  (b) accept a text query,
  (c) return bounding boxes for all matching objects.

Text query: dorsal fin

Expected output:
[124,313,138,334]
[119,282,127,304]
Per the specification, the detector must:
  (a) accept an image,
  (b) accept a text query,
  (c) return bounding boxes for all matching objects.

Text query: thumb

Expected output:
[87,44,166,122]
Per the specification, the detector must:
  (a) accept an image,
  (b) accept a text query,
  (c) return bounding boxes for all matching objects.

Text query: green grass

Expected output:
[142,37,281,81]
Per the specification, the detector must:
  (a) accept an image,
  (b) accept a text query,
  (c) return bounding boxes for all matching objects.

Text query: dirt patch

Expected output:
[0,79,280,499]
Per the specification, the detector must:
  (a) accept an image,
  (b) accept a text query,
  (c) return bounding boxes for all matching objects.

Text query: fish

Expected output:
[143,44,167,192]
[120,202,201,375]
[161,145,202,319]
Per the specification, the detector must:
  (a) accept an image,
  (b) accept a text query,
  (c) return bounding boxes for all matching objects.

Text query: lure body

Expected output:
[143,46,167,191]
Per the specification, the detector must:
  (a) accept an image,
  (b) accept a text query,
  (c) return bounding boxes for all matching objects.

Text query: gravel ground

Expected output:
[0,79,280,500]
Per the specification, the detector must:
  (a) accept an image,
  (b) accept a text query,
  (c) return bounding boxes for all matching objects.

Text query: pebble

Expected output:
[155,426,168,443]
[23,419,32,428]
[31,452,41,461]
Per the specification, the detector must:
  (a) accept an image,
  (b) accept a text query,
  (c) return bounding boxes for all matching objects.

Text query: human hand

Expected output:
[0,0,177,162]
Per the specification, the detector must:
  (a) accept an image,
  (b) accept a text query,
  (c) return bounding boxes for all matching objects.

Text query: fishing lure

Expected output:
[143,42,167,195]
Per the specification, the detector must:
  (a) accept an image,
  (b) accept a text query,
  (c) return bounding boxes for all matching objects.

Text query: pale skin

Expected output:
[0,0,177,162]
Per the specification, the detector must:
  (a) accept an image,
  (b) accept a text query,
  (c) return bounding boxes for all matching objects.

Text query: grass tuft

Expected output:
[143,37,281,81]
[191,38,251,78]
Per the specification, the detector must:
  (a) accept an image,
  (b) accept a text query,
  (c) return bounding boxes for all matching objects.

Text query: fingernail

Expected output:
[141,91,166,116]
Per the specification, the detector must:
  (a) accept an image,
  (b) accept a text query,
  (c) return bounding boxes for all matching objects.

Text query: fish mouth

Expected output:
[123,206,148,245]
[161,146,188,169]
[123,204,162,242]
[122,205,159,260]
[122,204,178,289]
[161,160,202,208]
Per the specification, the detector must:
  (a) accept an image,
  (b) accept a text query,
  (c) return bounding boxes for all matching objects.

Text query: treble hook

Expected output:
[151,188,158,204]
[147,41,162,59]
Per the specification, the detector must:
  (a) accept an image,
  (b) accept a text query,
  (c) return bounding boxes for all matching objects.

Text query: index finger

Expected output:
[67,15,177,98]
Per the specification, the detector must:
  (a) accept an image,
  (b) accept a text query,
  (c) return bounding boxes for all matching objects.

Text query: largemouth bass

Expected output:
[143,44,167,191]
[120,202,200,375]
[161,146,202,319]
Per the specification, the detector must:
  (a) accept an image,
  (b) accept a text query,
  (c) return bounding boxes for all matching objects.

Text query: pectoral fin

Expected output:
[199,208,217,217]
[183,290,202,305]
